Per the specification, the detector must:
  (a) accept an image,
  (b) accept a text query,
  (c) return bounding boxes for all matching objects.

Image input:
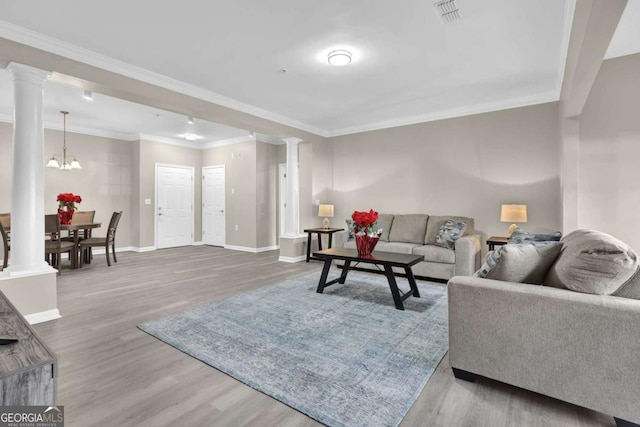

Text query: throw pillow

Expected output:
[508,227,562,244]
[476,242,563,284]
[345,219,355,240]
[544,229,639,295]
[434,220,466,250]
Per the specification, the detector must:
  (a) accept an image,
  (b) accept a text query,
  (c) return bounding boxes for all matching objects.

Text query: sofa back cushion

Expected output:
[425,216,474,245]
[544,229,639,296]
[388,214,429,244]
[376,214,394,241]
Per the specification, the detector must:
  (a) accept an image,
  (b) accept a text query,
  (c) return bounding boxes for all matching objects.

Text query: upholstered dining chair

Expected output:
[0,219,9,270]
[62,210,96,262]
[79,211,122,267]
[44,214,75,275]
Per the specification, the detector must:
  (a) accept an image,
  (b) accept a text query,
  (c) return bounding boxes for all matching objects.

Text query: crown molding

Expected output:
[138,133,203,149]
[255,133,285,145]
[201,135,254,149]
[326,92,559,138]
[0,20,328,137]
[555,0,576,95]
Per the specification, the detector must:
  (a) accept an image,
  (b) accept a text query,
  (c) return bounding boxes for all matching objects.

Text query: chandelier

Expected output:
[46,111,82,170]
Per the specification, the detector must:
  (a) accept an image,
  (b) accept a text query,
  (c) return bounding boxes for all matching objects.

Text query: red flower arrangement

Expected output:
[351,209,379,234]
[57,193,82,210]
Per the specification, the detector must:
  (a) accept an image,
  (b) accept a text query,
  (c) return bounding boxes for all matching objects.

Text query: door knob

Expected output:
[219,210,224,213]
[158,213,163,216]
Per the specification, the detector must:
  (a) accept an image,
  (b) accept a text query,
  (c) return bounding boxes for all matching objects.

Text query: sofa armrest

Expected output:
[448,275,640,423]
[454,234,481,276]
[333,230,350,249]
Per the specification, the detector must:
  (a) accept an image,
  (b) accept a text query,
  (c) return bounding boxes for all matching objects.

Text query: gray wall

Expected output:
[579,53,640,251]
[328,102,563,243]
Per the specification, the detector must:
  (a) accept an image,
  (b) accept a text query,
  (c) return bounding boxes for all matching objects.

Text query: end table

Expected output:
[303,228,344,262]
[486,236,509,251]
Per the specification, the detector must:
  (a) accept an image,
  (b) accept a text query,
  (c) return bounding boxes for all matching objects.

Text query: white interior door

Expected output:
[202,165,226,246]
[279,163,286,237]
[156,164,194,249]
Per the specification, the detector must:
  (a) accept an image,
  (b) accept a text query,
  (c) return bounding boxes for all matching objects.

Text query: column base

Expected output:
[278,235,308,263]
[0,267,58,322]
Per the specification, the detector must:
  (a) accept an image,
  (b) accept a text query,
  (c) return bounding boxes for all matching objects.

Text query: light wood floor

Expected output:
[32,246,614,427]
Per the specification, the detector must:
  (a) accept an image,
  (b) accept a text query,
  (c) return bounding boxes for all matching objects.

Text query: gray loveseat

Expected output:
[448,230,640,426]
[333,214,481,280]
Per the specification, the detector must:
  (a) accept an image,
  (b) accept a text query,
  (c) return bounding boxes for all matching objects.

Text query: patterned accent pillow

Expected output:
[345,219,356,240]
[476,242,562,284]
[509,227,562,244]
[434,220,466,250]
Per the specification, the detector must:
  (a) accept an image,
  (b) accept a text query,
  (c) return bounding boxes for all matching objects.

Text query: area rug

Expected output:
[138,271,448,427]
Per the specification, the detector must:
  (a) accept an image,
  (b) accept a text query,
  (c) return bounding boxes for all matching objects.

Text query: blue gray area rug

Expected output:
[138,271,448,427]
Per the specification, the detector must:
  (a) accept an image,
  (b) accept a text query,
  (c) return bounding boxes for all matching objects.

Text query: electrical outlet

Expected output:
[231,188,235,195]
[144,199,151,205]
[235,225,239,231]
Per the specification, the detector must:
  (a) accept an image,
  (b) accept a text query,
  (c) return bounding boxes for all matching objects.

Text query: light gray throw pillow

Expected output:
[476,242,563,284]
[544,229,639,295]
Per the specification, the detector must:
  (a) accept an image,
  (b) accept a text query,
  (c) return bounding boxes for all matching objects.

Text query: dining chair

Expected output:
[44,214,75,275]
[62,210,96,262]
[79,211,122,267]
[0,220,9,270]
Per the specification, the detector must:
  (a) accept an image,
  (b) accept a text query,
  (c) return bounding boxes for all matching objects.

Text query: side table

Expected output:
[486,236,509,251]
[303,228,344,262]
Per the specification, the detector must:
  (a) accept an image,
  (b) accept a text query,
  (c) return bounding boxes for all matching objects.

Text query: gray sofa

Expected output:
[333,214,481,280]
[448,230,640,427]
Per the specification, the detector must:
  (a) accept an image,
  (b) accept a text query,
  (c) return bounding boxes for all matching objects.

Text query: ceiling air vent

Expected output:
[434,0,461,22]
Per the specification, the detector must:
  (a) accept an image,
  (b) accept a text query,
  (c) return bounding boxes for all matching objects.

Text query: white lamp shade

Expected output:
[46,157,60,168]
[318,204,334,217]
[500,204,527,223]
[70,158,82,169]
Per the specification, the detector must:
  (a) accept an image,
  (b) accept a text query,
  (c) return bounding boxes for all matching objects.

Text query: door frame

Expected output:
[155,163,195,249]
[279,163,286,237]
[202,164,226,246]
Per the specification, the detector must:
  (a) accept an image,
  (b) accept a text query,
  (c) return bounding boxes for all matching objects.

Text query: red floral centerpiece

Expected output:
[57,192,82,225]
[352,209,383,257]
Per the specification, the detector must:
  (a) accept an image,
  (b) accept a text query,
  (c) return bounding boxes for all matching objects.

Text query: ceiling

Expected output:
[0,0,638,142]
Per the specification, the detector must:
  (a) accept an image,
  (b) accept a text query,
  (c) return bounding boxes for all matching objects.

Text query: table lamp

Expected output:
[318,204,334,229]
[500,204,527,235]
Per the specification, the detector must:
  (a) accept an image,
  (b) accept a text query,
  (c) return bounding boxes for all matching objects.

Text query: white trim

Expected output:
[278,255,306,263]
[25,309,61,325]
[326,92,558,137]
[201,135,254,149]
[193,241,204,246]
[0,265,57,279]
[556,0,577,95]
[139,133,203,149]
[224,245,280,253]
[0,20,327,137]
[255,133,285,145]
[132,246,156,253]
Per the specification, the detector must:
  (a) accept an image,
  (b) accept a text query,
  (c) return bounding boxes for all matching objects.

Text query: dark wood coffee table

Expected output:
[313,248,425,310]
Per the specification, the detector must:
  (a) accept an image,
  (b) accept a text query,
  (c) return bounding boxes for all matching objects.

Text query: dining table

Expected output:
[61,222,101,269]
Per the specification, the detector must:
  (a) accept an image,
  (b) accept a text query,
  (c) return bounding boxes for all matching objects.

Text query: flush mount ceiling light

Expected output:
[434,0,461,22]
[83,90,93,101]
[181,133,200,141]
[328,50,352,66]
[187,116,194,124]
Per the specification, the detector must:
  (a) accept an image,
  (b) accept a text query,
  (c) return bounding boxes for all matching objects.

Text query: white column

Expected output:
[5,62,54,275]
[283,137,302,237]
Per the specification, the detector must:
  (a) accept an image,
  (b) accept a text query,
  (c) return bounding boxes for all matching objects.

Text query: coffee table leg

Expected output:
[339,260,351,284]
[405,267,420,297]
[316,257,333,293]
[384,265,405,310]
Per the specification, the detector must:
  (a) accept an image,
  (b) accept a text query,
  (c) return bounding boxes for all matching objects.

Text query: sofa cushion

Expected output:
[412,244,455,264]
[476,242,562,284]
[614,269,640,300]
[434,220,466,250]
[425,216,474,245]
[388,214,429,244]
[508,227,562,244]
[377,214,394,241]
[343,240,420,254]
[544,230,639,295]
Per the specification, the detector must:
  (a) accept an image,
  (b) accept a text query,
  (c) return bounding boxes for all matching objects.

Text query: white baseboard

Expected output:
[25,309,61,325]
[278,255,306,263]
[193,241,204,246]
[224,245,280,253]
[90,246,156,255]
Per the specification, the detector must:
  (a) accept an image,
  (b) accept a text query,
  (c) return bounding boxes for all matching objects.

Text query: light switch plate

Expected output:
[144,199,151,205]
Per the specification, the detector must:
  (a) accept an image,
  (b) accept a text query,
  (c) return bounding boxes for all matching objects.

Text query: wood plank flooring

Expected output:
[32,246,614,427]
